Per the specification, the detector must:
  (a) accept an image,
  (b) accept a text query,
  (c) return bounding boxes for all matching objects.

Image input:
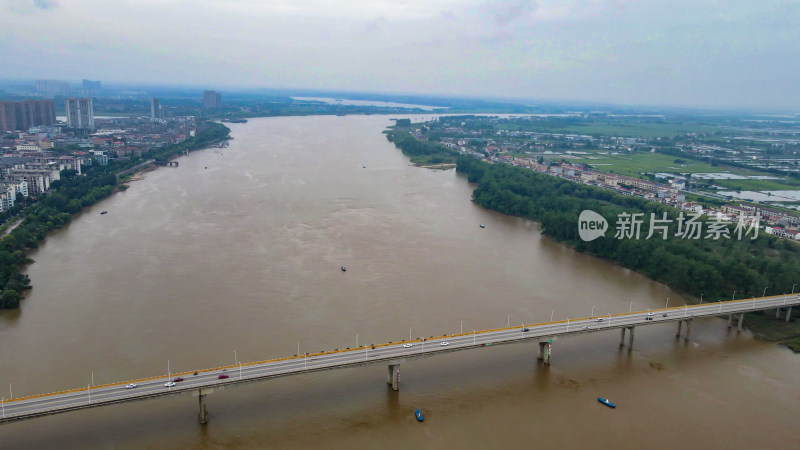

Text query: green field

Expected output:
[713,178,800,191]
[548,152,720,176]
[543,151,800,193]
[499,120,718,138]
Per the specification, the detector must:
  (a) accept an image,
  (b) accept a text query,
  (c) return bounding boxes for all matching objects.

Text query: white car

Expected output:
[440,342,449,346]
[595,318,603,322]
[647,312,655,317]
[403,343,413,348]
[165,381,176,388]
[125,383,137,389]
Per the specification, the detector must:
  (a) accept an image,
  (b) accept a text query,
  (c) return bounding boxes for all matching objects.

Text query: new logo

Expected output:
[578,210,608,242]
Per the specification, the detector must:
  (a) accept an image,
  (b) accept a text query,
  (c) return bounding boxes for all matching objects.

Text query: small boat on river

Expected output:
[414,409,424,422]
[341,266,347,272]
[598,397,616,408]
[100,211,107,215]
[479,224,485,228]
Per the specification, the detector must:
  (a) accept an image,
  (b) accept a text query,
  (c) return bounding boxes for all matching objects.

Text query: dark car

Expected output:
[522,328,530,332]
[218,374,229,379]
[173,377,184,382]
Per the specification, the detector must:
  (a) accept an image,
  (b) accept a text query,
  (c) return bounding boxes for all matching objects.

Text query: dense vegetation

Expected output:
[456,156,799,302]
[384,129,459,165]
[0,121,230,309]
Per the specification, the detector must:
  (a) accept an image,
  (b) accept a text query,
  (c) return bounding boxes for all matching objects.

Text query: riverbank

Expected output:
[385,127,800,351]
[0,121,230,310]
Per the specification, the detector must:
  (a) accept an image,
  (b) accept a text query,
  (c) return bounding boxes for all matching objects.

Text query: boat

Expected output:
[598,397,616,408]
[100,211,107,215]
[341,266,347,272]
[479,224,485,228]
[414,409,424,422]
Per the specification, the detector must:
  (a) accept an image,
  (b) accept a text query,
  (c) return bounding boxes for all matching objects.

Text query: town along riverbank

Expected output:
[385,126,800,350]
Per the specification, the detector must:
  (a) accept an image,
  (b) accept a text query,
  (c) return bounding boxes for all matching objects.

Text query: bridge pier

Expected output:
[627,327,634,351]
[198,391,208,424]
[787,307,793,322]
[675,319,691,340]
[738,313,744,332]
[728,314,733,328]
[537,341,551,365]
[776,308,782,319]
[387,364,400,391]
[619,327,634,350]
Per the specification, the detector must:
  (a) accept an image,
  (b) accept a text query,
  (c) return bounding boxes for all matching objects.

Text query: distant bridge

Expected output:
[1,294,797,425]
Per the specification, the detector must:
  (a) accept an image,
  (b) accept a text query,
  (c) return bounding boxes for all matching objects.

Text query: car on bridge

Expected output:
[218,374,229,379]
[403,343,413,348]
[173,377,184,382]
[595,318,603,322]
[165,381,176,387]
[125,383,137,389]
[522,328,530,332]
[440,342,449,346]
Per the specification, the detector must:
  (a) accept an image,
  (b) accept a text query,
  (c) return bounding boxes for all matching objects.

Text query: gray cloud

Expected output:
[33,0,57,9]
[4,0,58,13]
[482,0,538,26]
[1,0,797,111]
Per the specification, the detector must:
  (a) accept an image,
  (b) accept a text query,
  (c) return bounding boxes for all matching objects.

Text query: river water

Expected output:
[1,116,798,449]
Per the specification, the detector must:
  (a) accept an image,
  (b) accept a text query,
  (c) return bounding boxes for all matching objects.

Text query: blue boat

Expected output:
[341,266,347,272]
[598,397,616,408]
[414,409,424,422]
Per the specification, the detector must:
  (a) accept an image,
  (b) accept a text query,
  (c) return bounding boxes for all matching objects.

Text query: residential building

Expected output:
[65,98,94,129]
[151,98,161,119]
[35,79,70,95]
[82,79,101,91]
[202,90,221,109]
[0,101,19,132]
[0,100,55,132]
[0,183,16,211]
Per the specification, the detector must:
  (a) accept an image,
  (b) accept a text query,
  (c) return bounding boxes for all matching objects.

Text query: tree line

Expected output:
[456,156,799,302]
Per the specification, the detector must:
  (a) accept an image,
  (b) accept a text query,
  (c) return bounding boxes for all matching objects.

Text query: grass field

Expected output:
[541,151,800,194]
[713,178,800,191]
[499,120,718,138]
[547,152,720,176]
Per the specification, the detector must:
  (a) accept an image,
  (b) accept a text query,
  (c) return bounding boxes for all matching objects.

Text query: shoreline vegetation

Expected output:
[0,121,230,309]
[385,123,800,351]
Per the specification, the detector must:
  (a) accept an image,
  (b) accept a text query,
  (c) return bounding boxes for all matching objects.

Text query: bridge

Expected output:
[1,294,797,424]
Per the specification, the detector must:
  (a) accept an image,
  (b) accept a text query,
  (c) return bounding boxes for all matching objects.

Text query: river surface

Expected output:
[1,115,798,449]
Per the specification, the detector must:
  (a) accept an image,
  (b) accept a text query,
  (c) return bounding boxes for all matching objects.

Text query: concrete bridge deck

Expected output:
[2,294,797,424]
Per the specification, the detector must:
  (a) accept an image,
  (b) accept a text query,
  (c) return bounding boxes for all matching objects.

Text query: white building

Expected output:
[65,98,94,130]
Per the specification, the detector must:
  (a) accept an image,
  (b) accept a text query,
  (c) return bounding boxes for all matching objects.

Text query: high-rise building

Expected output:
[35,79,71,95]
[151,98,161,119]
[65,98,94,130]
[0,102,19,133]
[21,100,56,130]
[82,79,102,91]
[0,100,56,132]
[202,90,222,109]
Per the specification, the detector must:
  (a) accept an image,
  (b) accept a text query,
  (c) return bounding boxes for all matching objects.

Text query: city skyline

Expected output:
[1,0,798,112]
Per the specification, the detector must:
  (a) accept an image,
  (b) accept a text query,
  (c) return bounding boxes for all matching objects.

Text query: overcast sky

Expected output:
[2,0,798,111]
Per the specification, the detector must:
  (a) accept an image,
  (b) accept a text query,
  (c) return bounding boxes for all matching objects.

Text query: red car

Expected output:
[218,374,229,379]
[173,377,184,382]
